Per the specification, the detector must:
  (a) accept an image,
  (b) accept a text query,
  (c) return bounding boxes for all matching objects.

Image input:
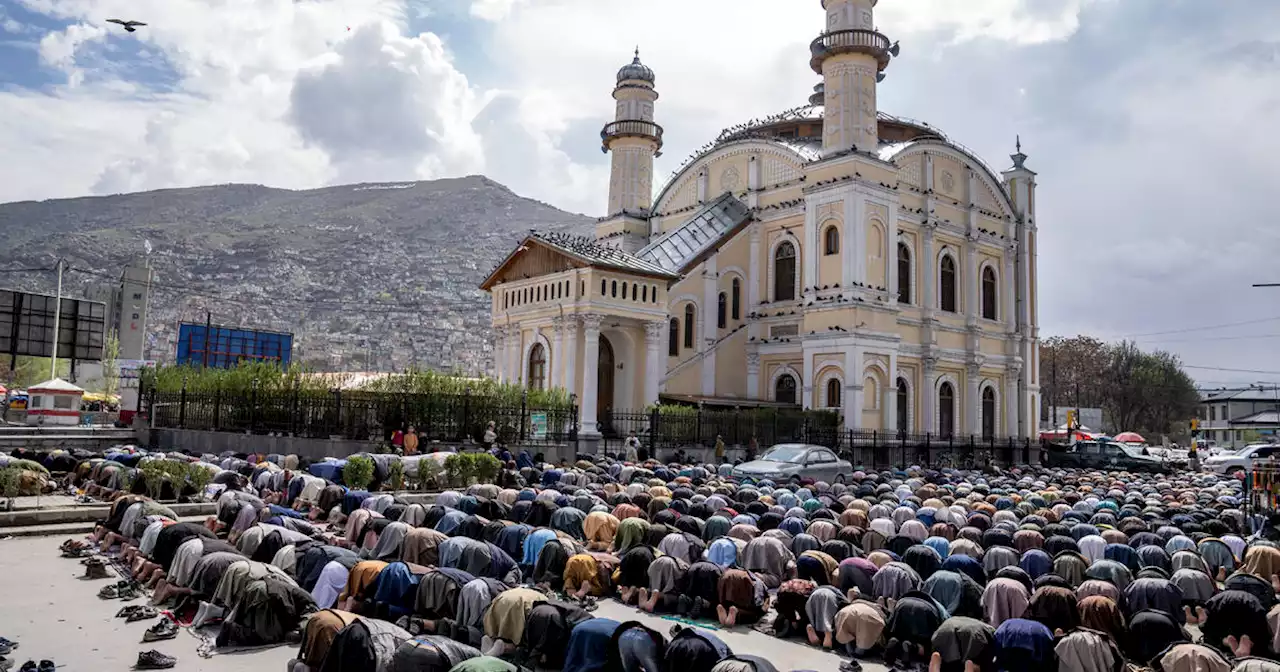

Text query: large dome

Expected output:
[616,49,655,84]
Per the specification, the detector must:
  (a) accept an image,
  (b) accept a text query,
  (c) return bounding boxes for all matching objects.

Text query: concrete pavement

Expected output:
[0,535,884,671]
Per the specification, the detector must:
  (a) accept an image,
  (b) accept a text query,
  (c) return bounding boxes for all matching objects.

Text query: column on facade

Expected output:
[493,326,508,383]
[803,202,818,294]
[563,319,579,397]
[966,241,980,324]
[966,363,981,436]
[802,350,815,411]
[1005,363,1021,436]
[844,349,862,430]
[921,226,936,311]
[507,327,522,386]
[579,314,603,435]
[922,357,937,434]
[643,321,664,407]
[746,353,761,400]
[1003,247,1017,332]
[884,352,899,433]
[702,257,718,396]
[550,318,564,389]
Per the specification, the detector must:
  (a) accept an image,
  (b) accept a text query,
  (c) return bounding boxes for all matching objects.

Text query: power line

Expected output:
[1117,315,1280,338]
[1182,364,1280,375]
[1137,333,1280,344]
[0,267,55,274]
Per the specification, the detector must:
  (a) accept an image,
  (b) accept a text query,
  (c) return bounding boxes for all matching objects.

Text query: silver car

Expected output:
[731,443,852,484]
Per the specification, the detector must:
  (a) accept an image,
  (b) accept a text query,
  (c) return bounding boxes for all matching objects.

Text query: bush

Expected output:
[388,460,405,491]
[443,453,473,488]
[417,459,444,491]
[344,456,375,491]
[443,452,503,488]
[0,466,21,502]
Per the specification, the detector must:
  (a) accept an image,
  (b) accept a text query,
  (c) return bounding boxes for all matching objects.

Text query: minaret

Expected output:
[597,48,663,253]
[810,0,898,156]
[1001,136,1039,439]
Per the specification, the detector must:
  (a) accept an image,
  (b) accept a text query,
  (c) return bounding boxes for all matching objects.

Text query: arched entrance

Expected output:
[597,336,615,432]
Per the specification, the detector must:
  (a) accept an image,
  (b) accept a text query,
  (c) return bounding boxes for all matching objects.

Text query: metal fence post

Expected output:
[696,403,703,448]
[570,393,579,439]
[249,378,259,434]
[649,406,659,456]
[178,377,187,429]
[520,391,528,443]
[212,387,221,431]
[462,387,472,443]
[291,383,300,436]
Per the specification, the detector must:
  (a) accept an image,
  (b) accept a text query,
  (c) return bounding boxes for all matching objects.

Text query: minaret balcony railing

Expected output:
[809,28,893,73]
[601,119,665,155]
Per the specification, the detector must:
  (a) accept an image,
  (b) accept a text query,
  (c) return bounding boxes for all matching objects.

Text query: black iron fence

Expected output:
[145,386,578,446]
[599,406,1039,469]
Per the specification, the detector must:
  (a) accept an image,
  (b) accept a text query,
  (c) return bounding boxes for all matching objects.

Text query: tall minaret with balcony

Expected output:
[597,49,664,254]
[811,0,898,156]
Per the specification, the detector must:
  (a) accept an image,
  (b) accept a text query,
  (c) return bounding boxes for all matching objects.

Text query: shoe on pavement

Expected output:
[134,650,176,670]
[142,619,177,643]
[0,657,12,671]
[36,661,53,672]
[126,607,159,623]
[82,558,112,581]
[18,661,34,672]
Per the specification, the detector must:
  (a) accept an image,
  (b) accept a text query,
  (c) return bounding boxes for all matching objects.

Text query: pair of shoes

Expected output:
[125,606,159,623]
[116,605,148,619]
[142,619,177,643]
[82,557,112,581]
[16,660,54,672]
[134,650,176,669]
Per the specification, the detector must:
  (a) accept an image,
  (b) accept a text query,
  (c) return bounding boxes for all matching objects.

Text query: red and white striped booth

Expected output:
[26,378,85,426]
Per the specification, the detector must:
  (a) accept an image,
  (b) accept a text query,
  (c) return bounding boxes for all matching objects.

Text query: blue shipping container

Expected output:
[176,323,293,369]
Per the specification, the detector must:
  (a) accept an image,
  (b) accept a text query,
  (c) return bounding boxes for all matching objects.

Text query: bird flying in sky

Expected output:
[106,19,147,32]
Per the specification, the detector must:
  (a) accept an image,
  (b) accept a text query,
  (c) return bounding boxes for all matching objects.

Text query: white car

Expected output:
[1201,443,1280,475]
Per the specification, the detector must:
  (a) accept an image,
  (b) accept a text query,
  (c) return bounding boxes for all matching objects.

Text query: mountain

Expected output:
[0,176,594,373]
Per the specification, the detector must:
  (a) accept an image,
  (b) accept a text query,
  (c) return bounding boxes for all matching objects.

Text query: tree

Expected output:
[1040,335,1109,421]
[1,356,70,389]
[1044,335,1201,438]
[101,329,121,397]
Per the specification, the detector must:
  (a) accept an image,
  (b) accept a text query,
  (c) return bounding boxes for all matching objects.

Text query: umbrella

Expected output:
[1114,432,1146,444]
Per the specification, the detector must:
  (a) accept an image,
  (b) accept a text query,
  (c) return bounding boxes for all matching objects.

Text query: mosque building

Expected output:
[480,0,1041,442]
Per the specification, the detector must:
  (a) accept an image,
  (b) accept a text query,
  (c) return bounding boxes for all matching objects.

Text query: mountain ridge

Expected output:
[0,175,596,374]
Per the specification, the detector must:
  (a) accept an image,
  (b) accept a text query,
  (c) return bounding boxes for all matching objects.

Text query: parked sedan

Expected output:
[731,444,852,484]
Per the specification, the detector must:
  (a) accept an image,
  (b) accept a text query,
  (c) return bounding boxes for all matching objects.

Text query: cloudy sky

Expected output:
[2,0,1278,386]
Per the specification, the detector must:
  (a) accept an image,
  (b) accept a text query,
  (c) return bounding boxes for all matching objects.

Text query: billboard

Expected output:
[117,359,155,389]
[176,323,293,369]
[0,289,107,364]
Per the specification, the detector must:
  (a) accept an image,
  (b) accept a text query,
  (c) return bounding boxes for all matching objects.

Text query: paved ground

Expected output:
[0,535,881,671]
[0,536,296,672]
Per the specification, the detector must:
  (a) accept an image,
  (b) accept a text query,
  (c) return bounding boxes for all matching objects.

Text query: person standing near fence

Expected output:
[391,427,404,451]
[624,432,640,463]
[715,434,726,464]
[482,421,497,451]
[403,425,419,455]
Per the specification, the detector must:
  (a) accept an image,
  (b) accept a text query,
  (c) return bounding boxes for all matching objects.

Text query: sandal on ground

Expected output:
[125,607,159,623]
[36,661,53,672]
[133,650,176,670]
[142,619,177,643]
[116,605,143,619]
[97,585,121,599]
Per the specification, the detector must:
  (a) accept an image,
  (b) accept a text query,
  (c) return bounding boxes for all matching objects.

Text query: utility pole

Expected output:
[1051,353,1058,435]
[203,310,212,369]
[49,259,63,380]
